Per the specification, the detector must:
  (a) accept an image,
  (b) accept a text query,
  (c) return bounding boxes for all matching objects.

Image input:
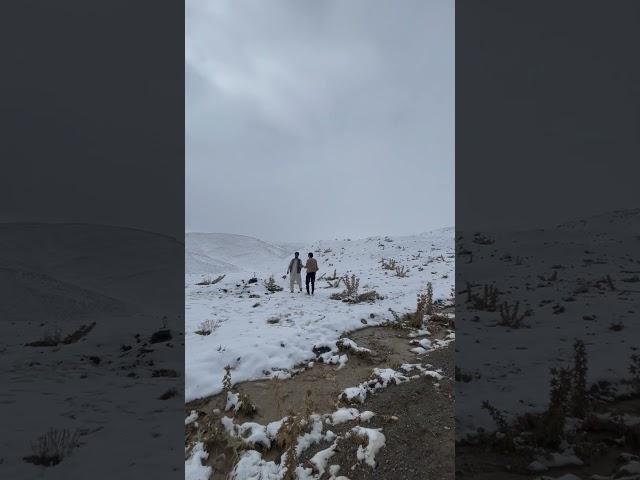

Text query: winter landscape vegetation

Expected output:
[185,227,455,479]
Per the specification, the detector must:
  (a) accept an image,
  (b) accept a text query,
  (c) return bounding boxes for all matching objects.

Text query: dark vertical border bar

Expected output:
[457,1,640,477]
[0,1,184,477]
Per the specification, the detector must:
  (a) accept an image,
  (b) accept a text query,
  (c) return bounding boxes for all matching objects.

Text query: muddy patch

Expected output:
[188,323,450,425]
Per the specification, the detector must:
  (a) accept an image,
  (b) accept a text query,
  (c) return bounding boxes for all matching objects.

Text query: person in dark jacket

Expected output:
[287,252,303,293]
[304,252,319,295]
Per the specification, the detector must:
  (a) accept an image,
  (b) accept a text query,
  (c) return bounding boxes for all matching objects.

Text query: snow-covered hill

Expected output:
[0,223,183,311]
[186,233,291,274]
[185,227,454,402]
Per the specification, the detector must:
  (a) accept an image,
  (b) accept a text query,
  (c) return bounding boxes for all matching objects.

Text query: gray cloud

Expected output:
[186,0,453,242]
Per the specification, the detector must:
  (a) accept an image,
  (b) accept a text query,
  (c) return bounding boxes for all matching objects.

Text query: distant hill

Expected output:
[186,233,290,274]
[555,208,640,232]
[0,264,125,322]
[0,223,183,312]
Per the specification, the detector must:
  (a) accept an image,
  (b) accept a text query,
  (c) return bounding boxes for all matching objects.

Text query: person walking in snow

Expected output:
[287,252,304,293]
[304,252,319,295]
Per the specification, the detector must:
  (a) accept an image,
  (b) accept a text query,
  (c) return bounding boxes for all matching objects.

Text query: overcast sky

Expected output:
[186,0,453,242]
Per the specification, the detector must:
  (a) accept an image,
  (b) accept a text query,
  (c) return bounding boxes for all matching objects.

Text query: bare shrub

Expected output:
[570,339,588,418]
[409,283,434,328]
[394,265,409,277]
[237,393,257,417]
[472,232,495,245]
[264,276,283,293]
[498,301,528,328]
[276,412,304,480]
[468,284,499,311]
[384,308,409,330]
[195,319,220,336]
[196,275,225,286]
[380,258,397,270]
[330,274,381,303]
[344,274,359,298]
[24,428,79,466]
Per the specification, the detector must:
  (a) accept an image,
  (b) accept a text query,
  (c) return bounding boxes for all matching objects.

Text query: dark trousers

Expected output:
[305,272,316,294]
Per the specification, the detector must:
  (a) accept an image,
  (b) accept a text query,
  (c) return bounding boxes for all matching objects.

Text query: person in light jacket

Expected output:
[287,252,304,293]
[304,252,319,295]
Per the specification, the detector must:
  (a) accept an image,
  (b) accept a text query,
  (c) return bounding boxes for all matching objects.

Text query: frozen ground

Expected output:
[0,224,184,478]
[185,228,454,402]
[456,209,640,436]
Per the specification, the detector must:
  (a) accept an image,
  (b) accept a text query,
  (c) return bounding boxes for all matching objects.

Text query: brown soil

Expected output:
[188,324,444,425]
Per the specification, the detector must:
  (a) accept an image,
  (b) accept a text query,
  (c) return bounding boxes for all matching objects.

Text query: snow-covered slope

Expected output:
[186,233,290,274]
[456,209,640,436]
[0,265,126,322]
[0,223,183,311]
[185,227,454,401]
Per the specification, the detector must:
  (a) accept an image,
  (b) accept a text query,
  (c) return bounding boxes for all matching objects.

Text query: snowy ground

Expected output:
[456,209,640,436]
[185,228,454,402]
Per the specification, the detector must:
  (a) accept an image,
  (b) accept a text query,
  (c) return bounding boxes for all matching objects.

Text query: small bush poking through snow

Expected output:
[24,428,79,466]
[394,265,409,277]
[264,276,283,293]
[195,319,220,336]
[380,258,398,270]
[409,282,434,328]
[467,282,499,311]
[498,300,528,328]
[480,340,594,452]
[221,366,256,417]
[330,274,381,303]
[196,274,225,285]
